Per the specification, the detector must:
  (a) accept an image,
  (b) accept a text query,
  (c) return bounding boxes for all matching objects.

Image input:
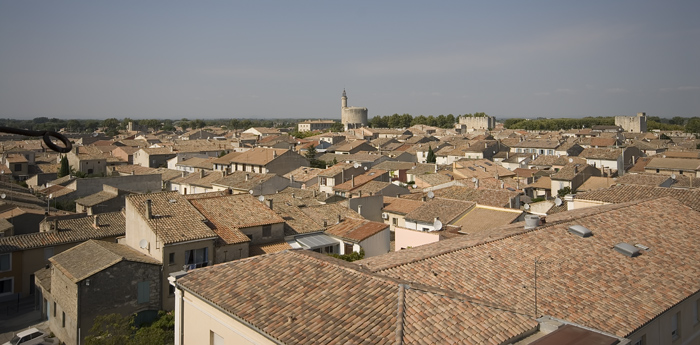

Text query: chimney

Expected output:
[227,188,233,195]
[245,173,249,181]
[323,219,327,227]
[145,199,152,220]
[351,175,355,188]
[574,166,578,174]
[313,190,317,197]
[500,181,505,189]
[475,179,479,189]
[93,214,99,228]
[290,175,294,183]
[181,171,186,178]
[357,205,362,215]
[199,169,205,179]
[358,191,362,198]
[291,193,295,199]
[337,214,341,223]
[131,170,135,176]
[266,199,273,210]
[273,150,278,158]
[422,195,427,202]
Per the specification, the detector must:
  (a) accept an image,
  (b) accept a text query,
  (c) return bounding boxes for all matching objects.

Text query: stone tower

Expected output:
[340,89,368,131]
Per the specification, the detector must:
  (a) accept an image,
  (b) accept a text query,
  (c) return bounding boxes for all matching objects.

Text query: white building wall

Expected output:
[358,228,390,258]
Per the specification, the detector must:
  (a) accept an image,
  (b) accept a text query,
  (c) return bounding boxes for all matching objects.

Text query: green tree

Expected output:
[686,117,700,134]
[557,186,572,198]
[330,122,344,132]
[58,156,70,178]
[85,311,174,345]
[426,145,436,163]
[102,118,120,130]
[85,313,134,345]
[305,145,317,160]
[67,119,82,132]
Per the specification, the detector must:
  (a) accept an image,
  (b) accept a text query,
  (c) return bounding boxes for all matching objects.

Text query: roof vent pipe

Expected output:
[568,225,592,238]
[145,199,152,220]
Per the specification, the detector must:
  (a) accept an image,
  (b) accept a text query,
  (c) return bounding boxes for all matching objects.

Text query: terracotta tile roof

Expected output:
[176,157,216,170]
[511,139,561,149]
[551,163,589,180]
[645,157,700,170]
[333,169,388,192]
[127,192,216,244]
[575,184,700,211]
[74,190,120,207]
[189,194,284,245]
[404,198,475,224]
[249,241,293,256]
[382,197,424,215]
[50,240,161,283]
[351,181,399,196]
[575,176,616,192]
[325,217,388,242]
[405,185,520,208]
[316,162,354,177]
[0,212,125,252]
[589,137,618,147]
[369,198,700,337]
[627,157,653,173]
[177,250,537,345]
[282,167,323,183]
[579,148,622,160]
[528,155,586,167]
[451,206,522,234]
[414,173,453,187]
[210,171,277,191]
[217,147,290,166]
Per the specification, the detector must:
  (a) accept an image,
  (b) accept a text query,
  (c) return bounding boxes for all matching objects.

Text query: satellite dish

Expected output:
[49,193,53,199]
[671,174,676,180]
[353,162,360,169]
[364,166,368,171]
[0,194,5,199]
[258,195,265,202]
[427,191,435,199]
[249,190,254,194]
[554,197,563,206]
[524,203,530,210]
[433,219,443,231]
[471,177,477,182]
[568,158,573,163]
[139,239,149,249]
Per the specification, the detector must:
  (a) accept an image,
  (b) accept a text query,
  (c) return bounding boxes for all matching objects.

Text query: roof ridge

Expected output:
[394,284,407,345]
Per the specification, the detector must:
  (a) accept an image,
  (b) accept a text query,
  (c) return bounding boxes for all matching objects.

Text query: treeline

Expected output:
[503,116,691,132]
[369,113,487,129]
[0,117,303,136]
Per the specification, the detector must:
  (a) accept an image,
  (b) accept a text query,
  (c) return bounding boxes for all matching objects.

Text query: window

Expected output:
[0,278,12,295]
[53,302,56,317]
[392,218,398,226]
[169,253,175,265]
[262,225,272,238]
[671,311,680,340]
[137,281,150,304]
[210,331,224,345]
[14,164,21,172]
[185,248,209,269]
[169,284,175,296]
[62,311,65,327]
[695,298,700,325]
[0,253,10,272]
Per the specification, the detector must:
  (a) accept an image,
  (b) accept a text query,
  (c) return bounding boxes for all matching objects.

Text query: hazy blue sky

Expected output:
[1,1,698,120]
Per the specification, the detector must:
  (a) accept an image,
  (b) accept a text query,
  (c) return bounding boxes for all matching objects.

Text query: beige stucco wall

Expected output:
[626,291,700,345]
[49,266,79,345]
[182,290,276,345]
[395,227,440,251]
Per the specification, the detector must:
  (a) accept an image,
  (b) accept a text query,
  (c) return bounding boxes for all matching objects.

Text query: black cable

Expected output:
[0,126,73,153]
